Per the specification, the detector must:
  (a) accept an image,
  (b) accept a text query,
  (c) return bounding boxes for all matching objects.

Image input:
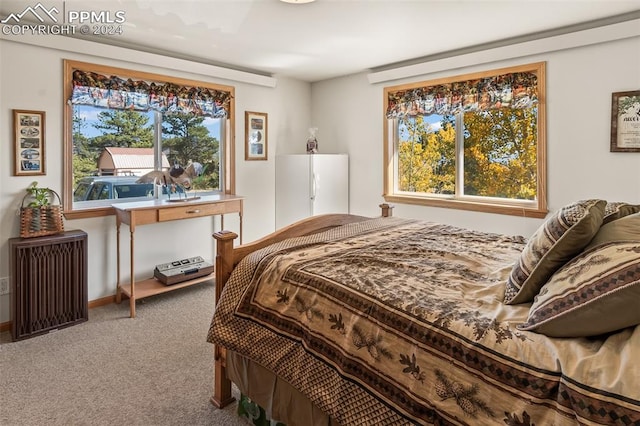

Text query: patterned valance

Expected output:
[386,71,538,118]
[69,69,231,118]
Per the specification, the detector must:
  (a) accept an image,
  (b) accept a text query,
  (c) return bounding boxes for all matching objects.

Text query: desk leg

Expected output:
[116,218,122,304]
[129,228,136,318]
[219,212,243,244]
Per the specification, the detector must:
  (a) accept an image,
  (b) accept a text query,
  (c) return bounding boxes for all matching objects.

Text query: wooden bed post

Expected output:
[380,203,394,217]
[210,230,237,408]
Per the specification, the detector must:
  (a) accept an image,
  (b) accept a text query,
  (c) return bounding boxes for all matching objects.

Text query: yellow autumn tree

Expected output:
[463,107,537,200]
[397,107,537,200]
[397,116,455,194]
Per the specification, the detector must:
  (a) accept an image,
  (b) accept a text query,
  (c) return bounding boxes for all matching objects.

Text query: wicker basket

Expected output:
[20,189,65,238]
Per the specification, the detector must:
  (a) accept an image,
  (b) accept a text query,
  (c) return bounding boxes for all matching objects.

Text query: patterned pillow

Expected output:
[518,241,640,337]
[504,199,606,305]
[586,212,640,250]
[602,201,640,224]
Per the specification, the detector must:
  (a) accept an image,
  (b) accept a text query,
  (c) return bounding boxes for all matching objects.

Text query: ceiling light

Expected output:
[280,0,316,3]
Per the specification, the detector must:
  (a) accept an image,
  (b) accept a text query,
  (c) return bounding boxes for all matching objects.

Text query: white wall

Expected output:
[312,34,640,236]
[1,26,639,325]
[0,37,311,323]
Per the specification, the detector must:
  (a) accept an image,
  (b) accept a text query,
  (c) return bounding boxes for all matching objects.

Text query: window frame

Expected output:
[383,62,547,218]
[62,59,236,219]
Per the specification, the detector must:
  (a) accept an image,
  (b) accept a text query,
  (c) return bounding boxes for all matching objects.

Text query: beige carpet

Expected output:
[0,281,247,426]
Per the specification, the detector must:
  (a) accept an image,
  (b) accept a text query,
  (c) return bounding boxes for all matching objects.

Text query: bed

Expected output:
[207,201,640,425]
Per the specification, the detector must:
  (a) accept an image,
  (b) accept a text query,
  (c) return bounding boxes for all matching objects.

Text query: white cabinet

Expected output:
[275,154,349,229]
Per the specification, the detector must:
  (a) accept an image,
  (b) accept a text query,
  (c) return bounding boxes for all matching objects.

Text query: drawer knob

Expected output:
[186,209,200,214]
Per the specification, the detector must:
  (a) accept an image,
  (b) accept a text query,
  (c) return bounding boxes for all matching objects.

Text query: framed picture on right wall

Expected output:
[610,90,640,152]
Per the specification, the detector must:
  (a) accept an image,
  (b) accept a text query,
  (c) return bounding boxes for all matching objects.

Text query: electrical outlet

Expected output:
[0,277,10,295]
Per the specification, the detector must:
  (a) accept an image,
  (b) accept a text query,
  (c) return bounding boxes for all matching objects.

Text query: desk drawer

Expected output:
[158,202,229,222]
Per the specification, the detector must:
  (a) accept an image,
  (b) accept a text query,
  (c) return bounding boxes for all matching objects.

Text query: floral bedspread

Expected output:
[208,217,640,425]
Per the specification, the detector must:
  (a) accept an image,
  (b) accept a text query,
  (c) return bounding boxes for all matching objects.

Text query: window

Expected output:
[63,60,235,218]
[384,62,547,218]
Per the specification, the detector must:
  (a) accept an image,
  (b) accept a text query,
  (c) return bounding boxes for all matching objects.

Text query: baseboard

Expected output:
[88,294,117,309]
[1,294,118,333]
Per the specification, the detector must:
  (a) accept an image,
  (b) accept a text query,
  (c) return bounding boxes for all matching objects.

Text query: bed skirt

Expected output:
[227,351,339,426]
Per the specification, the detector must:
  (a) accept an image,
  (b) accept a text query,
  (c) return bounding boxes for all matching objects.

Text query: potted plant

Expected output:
[20,181,64,238]
[25,181,53,207]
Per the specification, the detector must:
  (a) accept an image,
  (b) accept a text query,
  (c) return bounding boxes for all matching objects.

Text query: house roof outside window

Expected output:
[97,147,169,176]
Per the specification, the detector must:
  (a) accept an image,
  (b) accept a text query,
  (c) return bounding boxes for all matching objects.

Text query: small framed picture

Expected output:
[245,111,268,161]
[610,90,640,152]
[13,109,46,175]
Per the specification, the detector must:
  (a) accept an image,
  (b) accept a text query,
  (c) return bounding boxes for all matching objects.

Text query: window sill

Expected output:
[383,194,548,218]
[64,206,115,220]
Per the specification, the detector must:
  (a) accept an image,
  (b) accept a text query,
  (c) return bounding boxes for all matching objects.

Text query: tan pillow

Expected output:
[602,202,640,224]
[586,212,640,250]
[504,199,606,305]
[518,241,640,337]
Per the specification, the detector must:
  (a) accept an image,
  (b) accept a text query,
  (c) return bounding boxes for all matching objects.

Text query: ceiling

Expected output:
[2,0,640,82]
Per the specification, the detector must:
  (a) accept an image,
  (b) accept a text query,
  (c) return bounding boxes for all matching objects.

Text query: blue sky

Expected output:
[74,105,222,139]
[399,114,445,141]
[424,114,443,131]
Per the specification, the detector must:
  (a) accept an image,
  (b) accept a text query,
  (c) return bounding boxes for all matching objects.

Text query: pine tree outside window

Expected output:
[63,60,235,218]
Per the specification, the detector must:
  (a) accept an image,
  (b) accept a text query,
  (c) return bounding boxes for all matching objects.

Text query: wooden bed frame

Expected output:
[210,204,393,408]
